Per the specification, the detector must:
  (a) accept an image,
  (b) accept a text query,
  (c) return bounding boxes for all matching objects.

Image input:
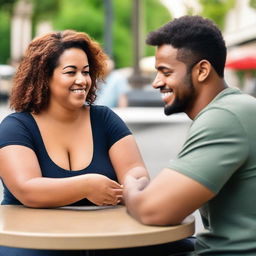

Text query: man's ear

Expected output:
[193,60,211,82]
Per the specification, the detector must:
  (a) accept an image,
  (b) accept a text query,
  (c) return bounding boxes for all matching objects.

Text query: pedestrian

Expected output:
[124,15,256,255]
[96,58,130,108]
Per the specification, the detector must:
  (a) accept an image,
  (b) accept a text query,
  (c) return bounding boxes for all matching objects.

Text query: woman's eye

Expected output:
[83,71,90,75]
[64,71,75,74]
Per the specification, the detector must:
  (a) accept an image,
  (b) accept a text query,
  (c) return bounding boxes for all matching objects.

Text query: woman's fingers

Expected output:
[109,180,123,189]
[103,188,123,205]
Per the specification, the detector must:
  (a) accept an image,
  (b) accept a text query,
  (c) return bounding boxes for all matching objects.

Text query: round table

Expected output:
[0,205,195,250]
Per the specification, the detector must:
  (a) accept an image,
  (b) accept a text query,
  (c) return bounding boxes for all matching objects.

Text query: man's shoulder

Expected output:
[211,88,256,110]
[196,88,256,123]
[191,105,247,141]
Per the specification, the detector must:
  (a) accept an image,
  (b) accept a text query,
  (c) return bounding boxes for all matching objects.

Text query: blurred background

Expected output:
[1,0,256,103]
[1,0,256,233]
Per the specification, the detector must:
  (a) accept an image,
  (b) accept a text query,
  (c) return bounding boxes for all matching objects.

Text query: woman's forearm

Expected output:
[16,173,122,208]
[17,175,91,207]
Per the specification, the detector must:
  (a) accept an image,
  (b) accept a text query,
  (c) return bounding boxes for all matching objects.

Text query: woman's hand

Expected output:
[85,174,123,206]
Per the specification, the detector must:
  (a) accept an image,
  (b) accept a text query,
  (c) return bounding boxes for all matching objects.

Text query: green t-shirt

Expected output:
[169,88,256,255]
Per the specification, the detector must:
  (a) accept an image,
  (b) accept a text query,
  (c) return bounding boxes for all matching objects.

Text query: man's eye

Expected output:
[163,72,171,77]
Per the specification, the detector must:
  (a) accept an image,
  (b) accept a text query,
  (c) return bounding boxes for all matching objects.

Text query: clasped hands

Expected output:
[86,174,149,206]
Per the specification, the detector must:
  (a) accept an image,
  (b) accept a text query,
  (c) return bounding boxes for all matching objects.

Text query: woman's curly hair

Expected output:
[10,30,108,113]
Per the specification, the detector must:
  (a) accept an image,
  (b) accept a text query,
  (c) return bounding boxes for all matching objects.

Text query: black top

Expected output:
[0,105,131,205]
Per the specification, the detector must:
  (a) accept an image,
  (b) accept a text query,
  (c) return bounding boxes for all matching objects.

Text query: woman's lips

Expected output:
[70,88,86,94]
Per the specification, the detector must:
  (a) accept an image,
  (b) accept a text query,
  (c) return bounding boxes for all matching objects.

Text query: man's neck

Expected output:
[187,79,227,120]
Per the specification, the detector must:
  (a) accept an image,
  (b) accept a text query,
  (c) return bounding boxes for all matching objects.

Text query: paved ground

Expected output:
[0,102,204,233]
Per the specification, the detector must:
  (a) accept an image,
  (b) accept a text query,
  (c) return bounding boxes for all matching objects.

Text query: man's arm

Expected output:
[124,168,215,226]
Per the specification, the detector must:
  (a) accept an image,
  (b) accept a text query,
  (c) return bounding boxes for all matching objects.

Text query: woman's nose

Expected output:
[75,73,86,84]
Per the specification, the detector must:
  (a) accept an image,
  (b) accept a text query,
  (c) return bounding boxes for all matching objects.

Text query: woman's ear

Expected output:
[193,60,211,82]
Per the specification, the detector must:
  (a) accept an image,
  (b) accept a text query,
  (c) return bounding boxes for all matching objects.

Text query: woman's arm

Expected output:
[109,135,149,185]
[0,145,122,208]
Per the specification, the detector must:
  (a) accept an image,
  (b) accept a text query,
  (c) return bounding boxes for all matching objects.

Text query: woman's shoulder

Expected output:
[1,111,29,122]
[0,112,36,149]
[90,104,128,128]
[0,112,35,134]
[90,104,114,118]
[90,104,110,112]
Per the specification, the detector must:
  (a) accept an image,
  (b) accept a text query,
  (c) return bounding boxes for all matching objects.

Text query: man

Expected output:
[124,15,256,255]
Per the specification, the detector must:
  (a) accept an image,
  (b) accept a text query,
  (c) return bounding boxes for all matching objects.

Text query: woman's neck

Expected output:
[39,103,87,123]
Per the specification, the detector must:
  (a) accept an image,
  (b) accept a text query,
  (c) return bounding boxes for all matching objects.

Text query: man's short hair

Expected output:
[146,15,226,77]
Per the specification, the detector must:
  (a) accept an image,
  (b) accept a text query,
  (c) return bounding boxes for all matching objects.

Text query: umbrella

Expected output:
[226,45,256,70]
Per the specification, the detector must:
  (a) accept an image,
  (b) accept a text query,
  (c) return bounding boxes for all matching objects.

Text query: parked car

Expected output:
[0,64,15,102]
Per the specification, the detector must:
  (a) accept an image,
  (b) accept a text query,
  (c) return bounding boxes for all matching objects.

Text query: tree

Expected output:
[30,0,60,34]
[250,0,256,9]
[0,9,11,63]
[0,0,60,64]
[52,0,171,67]
[0,0,171,66]
[0,0,16,11]
[0,0,16,63]
[199,0,235,30]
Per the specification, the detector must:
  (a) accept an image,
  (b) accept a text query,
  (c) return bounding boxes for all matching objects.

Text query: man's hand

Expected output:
[123,175,149,206]
[124,175,149,192]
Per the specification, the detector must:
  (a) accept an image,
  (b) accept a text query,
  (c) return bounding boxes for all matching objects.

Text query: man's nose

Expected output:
[152,74,164,89]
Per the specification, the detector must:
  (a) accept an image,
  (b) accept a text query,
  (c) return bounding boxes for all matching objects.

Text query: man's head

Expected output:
[146,15,227,117]
[147,15,226,77]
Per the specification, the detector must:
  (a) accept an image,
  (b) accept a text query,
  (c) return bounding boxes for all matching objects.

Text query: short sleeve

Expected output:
[99,106,132,148]
[0,114,35,150]
[169,108,249,194]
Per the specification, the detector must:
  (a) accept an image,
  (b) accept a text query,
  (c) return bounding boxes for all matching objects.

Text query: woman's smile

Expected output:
[69,87,87,95]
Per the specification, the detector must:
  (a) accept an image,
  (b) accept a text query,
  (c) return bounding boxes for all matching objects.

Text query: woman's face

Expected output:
[48,47,92,110]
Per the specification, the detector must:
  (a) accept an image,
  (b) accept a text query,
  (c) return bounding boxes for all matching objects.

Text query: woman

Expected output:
[0,30,148,255]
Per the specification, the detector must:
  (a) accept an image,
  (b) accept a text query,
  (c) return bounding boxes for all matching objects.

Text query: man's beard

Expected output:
[164,97,190,115]
[164,75,195,116]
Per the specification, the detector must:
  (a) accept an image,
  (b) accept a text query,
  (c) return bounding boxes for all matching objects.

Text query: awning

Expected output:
[226,45,256,70]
